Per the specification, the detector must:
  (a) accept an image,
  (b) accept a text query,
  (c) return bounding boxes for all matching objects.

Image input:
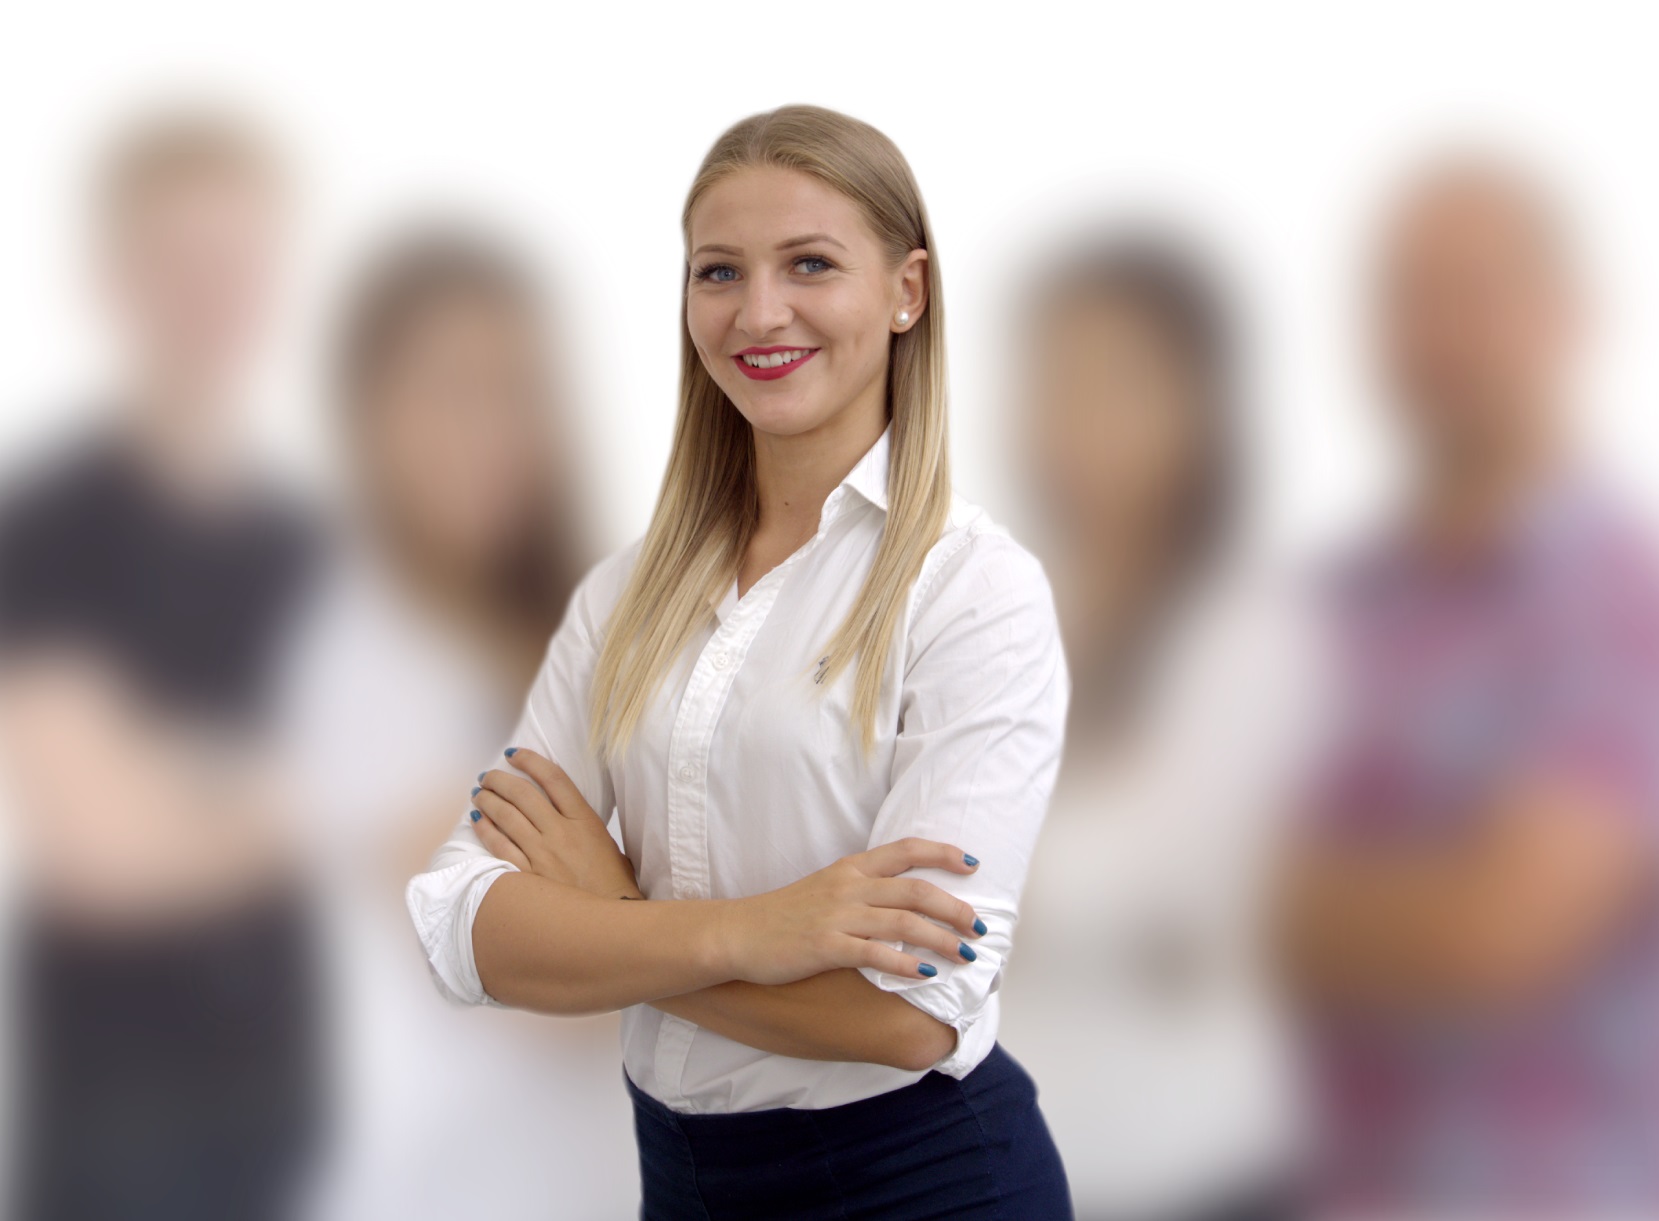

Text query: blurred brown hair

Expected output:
[332,227,586,653]
[1028,231,1241,578]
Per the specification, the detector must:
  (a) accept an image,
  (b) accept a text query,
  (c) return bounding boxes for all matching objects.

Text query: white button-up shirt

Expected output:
[405,424,1070,1113]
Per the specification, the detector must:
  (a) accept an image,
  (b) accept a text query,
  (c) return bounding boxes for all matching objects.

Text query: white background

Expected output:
[4,0,1657,556]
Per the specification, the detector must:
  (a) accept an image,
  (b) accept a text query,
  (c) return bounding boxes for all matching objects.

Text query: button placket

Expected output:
[654,512,837,1104]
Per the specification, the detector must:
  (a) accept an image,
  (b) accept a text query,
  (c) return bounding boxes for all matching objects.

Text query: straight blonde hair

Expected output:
[588,104,952,761]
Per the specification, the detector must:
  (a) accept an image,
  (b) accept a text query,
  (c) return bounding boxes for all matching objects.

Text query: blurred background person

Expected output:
[998,236,1325,1221]
[0,106,325,1219]
[278,228,637,1220]
[1281,156,1659,1215]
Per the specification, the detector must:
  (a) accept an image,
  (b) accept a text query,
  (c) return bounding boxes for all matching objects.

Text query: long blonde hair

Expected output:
[588,104,952,761]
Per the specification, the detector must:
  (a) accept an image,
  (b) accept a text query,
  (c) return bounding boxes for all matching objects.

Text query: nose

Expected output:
[735,270,793,340]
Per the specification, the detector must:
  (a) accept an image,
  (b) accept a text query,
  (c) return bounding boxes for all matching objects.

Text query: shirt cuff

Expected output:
[405,855,519,1007]
[857,937,1005,1078]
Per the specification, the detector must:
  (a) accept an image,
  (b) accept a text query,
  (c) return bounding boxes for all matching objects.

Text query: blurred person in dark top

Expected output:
[1282,155,1659,1215]
[280,230,637,1219]
[0,106,324,1220]
[999,236,1325,1221]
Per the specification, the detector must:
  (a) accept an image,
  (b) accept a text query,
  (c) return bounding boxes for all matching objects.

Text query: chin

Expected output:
[727,388,838,439]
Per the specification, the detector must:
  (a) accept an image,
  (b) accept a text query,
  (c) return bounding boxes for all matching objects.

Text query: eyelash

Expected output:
[690,254,838,282]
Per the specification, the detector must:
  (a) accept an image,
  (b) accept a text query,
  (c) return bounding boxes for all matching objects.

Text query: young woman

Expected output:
[282,230,637,1219]
[406,105,1074,1218]
[996,238,1324,1221]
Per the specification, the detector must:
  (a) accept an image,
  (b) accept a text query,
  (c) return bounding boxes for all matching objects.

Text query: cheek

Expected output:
[685,294,730,360]
[812,289,888,371]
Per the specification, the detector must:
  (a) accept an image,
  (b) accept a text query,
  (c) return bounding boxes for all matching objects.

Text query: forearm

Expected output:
[651,968,957,1072]
[473,872,737,1015]
[1283,846,1479,1009]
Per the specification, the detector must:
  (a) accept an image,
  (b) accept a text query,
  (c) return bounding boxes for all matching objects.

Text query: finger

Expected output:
[846,937,941,980]
[471,810,530,870]
[507,748,599,823]
[852,837,979,880]
[865,876,986,939]
[478,768,559,832]
[472,789,542,858]
[858,908,978,963]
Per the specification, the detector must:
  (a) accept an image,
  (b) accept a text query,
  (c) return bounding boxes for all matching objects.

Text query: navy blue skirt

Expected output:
[628,1042,1073,1220]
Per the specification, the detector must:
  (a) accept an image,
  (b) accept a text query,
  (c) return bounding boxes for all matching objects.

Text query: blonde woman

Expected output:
[406,105,1072,1219]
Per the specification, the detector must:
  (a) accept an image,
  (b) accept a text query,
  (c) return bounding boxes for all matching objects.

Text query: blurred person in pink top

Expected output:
[1283,155,1659,1215]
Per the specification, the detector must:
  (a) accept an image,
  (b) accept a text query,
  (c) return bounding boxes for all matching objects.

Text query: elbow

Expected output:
[881,1011,959,1073]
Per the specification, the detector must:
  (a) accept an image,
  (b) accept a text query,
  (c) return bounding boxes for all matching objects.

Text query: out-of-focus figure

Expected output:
[1283,156,1659,1214]
[279,229,637,1220]
[0,107,324,1219]
[998,237,1324,1221]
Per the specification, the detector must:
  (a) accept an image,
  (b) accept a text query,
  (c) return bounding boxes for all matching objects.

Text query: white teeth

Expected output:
[741,349,811,368]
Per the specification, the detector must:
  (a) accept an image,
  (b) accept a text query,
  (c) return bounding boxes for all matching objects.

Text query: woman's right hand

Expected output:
[714,838,988,985]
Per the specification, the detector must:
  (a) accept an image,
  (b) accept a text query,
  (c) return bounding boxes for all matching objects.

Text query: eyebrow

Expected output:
[690,232,850,258]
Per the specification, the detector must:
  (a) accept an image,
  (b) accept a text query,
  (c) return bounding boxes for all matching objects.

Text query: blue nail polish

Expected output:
[469,809,481,823]
[477,771,486,783]
[963,854,979,867]
[917,963,937,978]
[471,786,481,798]
[958,942,977,962]
[504,747,519,758]
[972,917,988,937]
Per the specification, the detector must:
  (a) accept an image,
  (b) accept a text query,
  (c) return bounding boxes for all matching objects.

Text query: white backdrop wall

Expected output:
[3,0,1657,557]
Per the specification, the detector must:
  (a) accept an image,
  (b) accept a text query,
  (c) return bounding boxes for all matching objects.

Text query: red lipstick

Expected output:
[732,345,819,381]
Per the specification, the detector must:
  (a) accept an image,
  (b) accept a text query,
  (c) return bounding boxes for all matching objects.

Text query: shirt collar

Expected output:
[1367,460,1601,592]
[835,420,893,515]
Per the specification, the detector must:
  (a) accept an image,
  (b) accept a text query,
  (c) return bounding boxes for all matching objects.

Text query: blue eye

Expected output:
[692,263,739,283]
[794,255,834,274]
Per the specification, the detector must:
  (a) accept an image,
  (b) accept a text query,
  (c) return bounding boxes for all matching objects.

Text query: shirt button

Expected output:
[712,651,730,670]
[678,764,696,782]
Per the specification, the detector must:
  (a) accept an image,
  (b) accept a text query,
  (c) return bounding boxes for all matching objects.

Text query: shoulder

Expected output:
[910,491,1059,634]
[563,534,648,634]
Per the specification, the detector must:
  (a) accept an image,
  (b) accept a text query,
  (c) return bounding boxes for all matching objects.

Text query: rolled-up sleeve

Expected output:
[404,547,628,1006]
[857,529,1070,1076]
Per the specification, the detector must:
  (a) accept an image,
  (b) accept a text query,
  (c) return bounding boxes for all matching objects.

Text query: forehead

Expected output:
[1384,179,1560,287]
[688,165,871,250]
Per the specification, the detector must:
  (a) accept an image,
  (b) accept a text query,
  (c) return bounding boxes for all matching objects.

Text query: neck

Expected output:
[1054,523,1182,683]
[750,393,887,540]
[116,372,246,503]
[1411,419,1565,557]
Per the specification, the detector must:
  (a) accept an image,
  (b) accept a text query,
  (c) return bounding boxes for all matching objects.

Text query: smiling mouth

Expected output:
[733,347,819,381]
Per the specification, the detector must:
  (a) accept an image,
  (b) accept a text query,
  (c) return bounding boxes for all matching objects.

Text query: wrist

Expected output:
[694,898,742,982]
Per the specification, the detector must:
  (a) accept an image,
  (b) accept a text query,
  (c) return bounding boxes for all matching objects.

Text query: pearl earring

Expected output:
[895,310,911,327]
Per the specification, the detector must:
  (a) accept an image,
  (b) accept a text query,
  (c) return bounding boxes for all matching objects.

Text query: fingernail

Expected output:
[972,917,988,937]
[963,854,979,867]
[470,786,482,798]
[469,809,481,823]
[917,963,937,978]
[504,747,519,758]
[477,771,486,783]
[958,942,977,962]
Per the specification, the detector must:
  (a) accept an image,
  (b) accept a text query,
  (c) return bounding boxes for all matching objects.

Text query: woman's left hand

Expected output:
[470,749,643,899]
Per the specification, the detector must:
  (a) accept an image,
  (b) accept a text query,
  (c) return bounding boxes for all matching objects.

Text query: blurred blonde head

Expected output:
[589,104,951,760]
[92,103,289,407]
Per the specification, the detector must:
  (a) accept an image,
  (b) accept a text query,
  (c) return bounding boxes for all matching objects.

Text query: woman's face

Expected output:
[358,290,553,568]
[685,166,924,439]
[1024,293,1205,556]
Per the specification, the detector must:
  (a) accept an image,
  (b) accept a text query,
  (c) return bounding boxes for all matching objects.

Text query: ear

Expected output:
[891,249,929,333]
